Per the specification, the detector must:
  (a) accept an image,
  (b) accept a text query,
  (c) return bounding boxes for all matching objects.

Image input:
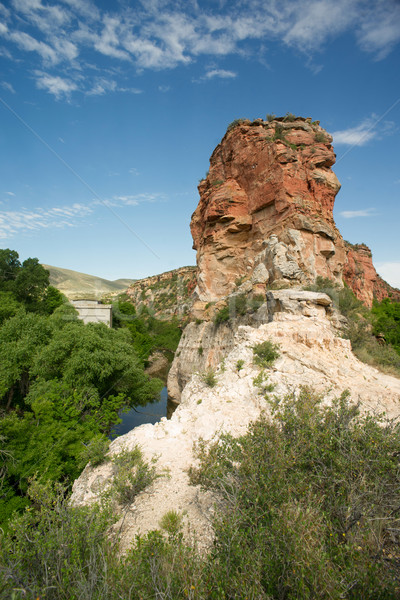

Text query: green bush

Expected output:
[253,339,280,367]
[226,118,246,133]
[236,359,245,371]
[214,305,230,325]
[79,434,110,469]
[191,388,400,599]
[111,447,158,506]
[314,131,327,143]
[201,369,217,388]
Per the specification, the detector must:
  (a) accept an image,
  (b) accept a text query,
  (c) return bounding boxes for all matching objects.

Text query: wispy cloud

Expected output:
[333,116,396,146]
[1,81,15,93]
[100,193,165,208]
[4,191,15,196]
[0,202,92,239]
[357,0,400,60]
[339,208,376,218]
[34,71,78,99]
[1,0,399,99]
[204,68,237,79]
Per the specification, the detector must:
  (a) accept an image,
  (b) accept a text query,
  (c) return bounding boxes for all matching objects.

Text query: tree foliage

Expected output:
[0,250,163,528]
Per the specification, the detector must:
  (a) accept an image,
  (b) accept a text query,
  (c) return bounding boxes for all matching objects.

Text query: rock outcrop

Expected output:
[190,116,398,309]
[343,242,400,307]
[126,266,197,318]
[191,117,346,303]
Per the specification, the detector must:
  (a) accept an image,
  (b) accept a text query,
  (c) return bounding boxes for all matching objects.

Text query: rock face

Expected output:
[191,117,346,302]
[126,266,197,317]
[343,243,400,307]
[190,116,399,308]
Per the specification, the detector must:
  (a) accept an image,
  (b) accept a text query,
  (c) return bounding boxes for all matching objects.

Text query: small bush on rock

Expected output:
[253,340,280,367]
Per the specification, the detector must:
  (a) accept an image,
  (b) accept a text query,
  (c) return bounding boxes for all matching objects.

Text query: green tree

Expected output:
[14,257,49,306]
[0,248,20,287]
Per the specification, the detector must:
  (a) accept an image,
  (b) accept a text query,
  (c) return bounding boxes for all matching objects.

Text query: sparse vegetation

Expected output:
[236,359,245,371]
[253,339,280,367]
[253,369,276,395]
[314,131,327,143]
[266,113,276,122]
[226,118,246,133]
[201,368,217,388]
[111,446,158,506]
[283,112,296,121]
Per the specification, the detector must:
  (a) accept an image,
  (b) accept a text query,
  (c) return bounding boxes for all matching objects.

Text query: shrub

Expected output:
[111,446,157,506]
[284,112,296,121]
[191,388,400,598]
[253,339,280,367]
[159,510,183,536]
[214,305,230,325]
[201,369,217,388]
[314,131,327,143]
[253,370,276,395]
[79,434,110,469]
[266,113,276,122]
[198,345,203,356]
[236,359,245,371]
[226,118,246,133]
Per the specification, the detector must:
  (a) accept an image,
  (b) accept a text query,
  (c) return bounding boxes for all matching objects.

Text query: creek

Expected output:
[110,386,175,438]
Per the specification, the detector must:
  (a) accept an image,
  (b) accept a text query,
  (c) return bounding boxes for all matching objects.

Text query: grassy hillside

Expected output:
[43,264,135,300]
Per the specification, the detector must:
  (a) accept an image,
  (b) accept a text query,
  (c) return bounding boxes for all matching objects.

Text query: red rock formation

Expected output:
[343,243,400,307]
[191,117,347,301]
[190,116,398,308]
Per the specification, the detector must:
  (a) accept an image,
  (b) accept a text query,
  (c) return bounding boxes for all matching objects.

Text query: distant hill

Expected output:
[43,264,135,300]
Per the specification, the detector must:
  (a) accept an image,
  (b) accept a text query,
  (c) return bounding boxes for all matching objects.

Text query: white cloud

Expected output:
[102,193,164,207]
[5,191,15,196]
[0,202,92,239]
[357,0,400,60]
[339,208,376,218]
[1,81,15,93]
[333,115,396,146]
[129,168,139,175]
[204,68,237,79]
[375,262,400,289]
[34,71,77,98]
[10,30,58,64]
[2,0,400,100]
[332,119,377,146]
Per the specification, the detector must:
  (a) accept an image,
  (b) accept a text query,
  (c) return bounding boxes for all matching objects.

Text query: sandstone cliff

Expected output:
[191,117,346,304]
[71,114,400,555]
[191,116,397,310]
[343,242,400,307]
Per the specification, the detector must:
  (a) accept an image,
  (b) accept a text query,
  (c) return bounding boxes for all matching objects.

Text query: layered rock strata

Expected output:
[190,116,398,309]
[191,117,346,303]
[343,243,400,307]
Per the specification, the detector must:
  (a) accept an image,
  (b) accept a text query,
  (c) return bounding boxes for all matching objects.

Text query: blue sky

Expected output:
[0,0,399,286]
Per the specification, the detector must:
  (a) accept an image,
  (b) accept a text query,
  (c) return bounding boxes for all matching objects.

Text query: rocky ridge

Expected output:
[126,266,197,318]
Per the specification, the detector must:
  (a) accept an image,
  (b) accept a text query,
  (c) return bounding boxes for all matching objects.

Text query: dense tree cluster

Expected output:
[0,249,163,527]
